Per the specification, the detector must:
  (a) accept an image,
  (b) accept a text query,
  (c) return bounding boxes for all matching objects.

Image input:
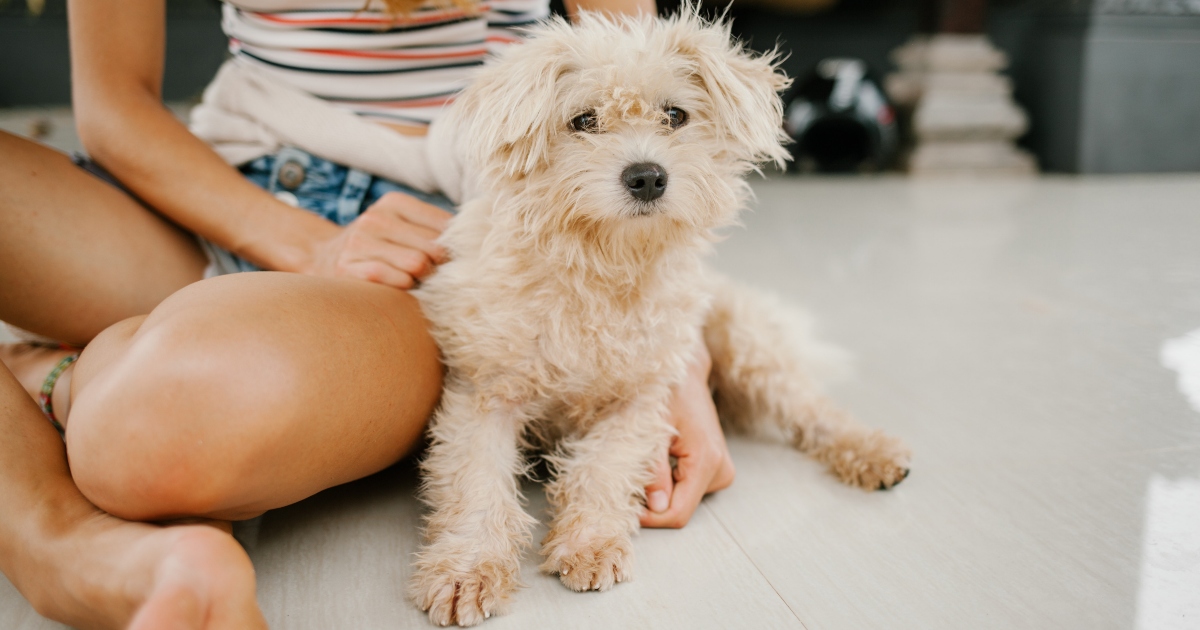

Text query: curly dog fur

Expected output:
[409,9,911,626]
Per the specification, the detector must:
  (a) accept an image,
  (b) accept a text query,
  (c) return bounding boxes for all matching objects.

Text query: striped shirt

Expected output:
[222,0,550,131]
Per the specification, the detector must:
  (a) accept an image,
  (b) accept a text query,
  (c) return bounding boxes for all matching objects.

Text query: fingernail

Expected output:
[649,490,669,513]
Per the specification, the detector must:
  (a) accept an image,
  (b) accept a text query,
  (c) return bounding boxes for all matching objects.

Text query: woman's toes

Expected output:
[128,576,206,630]
[137,526,266,630]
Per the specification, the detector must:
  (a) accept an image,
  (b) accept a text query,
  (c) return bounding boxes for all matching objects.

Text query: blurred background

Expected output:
[2,3,1198,628]
[2,0,1198,174]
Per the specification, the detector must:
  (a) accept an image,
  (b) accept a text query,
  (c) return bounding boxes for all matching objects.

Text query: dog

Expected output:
[409,10,911,626]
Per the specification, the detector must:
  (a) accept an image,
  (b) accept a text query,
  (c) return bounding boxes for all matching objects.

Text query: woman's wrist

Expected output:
[226,197,338,273]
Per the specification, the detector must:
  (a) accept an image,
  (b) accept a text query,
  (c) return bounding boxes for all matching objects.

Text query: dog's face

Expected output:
[454,11,790,244]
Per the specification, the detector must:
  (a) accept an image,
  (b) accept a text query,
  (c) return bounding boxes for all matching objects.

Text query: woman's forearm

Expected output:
[68,0,334,273]
[75,90,335,273]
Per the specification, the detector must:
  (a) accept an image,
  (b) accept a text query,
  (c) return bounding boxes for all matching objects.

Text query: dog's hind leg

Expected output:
[409,384,537,627]
[703,276,911,490]
[540,392,674,592]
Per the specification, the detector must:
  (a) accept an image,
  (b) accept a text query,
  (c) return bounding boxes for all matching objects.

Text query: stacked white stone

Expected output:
[887,35,1037,175]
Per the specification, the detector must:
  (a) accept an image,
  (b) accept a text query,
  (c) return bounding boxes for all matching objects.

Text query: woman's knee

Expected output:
[65,274,444,521]
[66,314,266,521]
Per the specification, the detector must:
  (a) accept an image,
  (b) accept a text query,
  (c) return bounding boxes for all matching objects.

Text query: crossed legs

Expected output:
[4,273,444,629]
[0,132,444,628]
[0,360,265,629]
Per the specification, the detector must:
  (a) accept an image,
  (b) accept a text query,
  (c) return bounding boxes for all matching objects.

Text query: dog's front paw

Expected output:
[829,430,911,491]
[410,557,519,627]
[540,531,633,592]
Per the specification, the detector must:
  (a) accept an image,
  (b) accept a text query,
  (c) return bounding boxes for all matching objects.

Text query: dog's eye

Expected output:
[665,106,688,130]
[570,111,599,133]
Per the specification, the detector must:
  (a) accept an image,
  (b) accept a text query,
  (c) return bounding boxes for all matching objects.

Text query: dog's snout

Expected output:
[622,163,668,203]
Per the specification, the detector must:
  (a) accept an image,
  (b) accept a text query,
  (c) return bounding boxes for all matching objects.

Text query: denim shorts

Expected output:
[72,147,454,277]
[203,146,456,276]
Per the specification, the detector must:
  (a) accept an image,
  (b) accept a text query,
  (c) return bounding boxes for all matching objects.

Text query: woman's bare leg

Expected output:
[0,345,266,629]
[0,130,207,344]
[5,272,441,628]
[1,134,441,628]
[65,272,442,522]
[0,131,250,628]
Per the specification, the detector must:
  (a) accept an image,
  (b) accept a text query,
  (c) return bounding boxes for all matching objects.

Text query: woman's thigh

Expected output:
[0,131,207,345]
[64,272,442,522]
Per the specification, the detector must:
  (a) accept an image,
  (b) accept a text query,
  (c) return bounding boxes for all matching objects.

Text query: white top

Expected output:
[190,0,548,197]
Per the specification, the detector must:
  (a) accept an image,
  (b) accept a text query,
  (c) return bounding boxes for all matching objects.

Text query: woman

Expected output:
[0,0,735,627]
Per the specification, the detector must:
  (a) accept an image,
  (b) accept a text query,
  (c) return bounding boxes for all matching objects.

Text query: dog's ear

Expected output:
[670,12,791,169]
[452,19,572,179]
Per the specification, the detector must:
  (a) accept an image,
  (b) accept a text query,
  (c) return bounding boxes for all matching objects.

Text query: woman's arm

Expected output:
[69,0,328,273]
[68,0,446,288]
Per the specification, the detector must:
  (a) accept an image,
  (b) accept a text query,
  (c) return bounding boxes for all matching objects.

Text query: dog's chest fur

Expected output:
[417,202,709,426]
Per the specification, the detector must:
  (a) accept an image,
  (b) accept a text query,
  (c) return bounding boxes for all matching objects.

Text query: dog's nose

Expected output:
[622,162,668,202]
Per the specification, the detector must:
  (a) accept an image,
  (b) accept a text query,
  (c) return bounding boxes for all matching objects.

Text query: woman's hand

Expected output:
[69,0,451,289]
[302,192,452,290]
[640,341,735,529]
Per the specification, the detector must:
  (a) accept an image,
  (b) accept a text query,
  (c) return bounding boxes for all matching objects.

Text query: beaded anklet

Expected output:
[38,353,78,437]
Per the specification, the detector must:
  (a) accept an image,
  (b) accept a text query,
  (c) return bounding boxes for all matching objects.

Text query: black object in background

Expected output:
[785,58,898,172]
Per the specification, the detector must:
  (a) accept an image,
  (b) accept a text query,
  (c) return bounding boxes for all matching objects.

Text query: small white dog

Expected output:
[410,10,910,626]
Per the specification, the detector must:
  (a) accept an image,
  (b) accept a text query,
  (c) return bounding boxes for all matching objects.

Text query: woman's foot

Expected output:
[18,506,266,630]
[2,342,267,628]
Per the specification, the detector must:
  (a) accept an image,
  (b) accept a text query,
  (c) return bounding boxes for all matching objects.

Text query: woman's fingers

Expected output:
[361,210,449,264]
[641,339,734,530]
[340,260,417,289]
[639,451,675,525]
[299,191,452,288]
[639,452,712,529]
[339,224,434,278]
[333,202,454,287]
[373,191,453,233]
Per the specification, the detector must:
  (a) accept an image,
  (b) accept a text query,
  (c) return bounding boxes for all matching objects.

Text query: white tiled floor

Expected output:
[1,115,1198,628]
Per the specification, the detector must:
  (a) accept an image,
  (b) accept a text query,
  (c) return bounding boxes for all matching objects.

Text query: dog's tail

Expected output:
[703,274,910,490]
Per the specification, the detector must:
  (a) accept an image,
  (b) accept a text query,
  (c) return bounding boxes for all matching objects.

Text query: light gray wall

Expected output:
[1005,0,1200,173]
[994,5,1093,172]
[1078,14,1200,172]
